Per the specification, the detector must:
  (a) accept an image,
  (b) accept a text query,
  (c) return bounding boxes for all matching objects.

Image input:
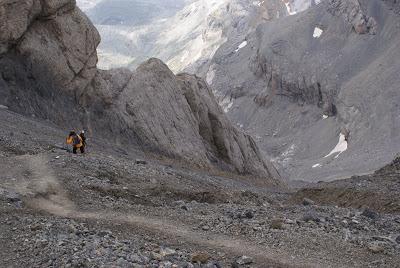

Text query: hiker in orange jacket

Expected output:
[66,131,84,154]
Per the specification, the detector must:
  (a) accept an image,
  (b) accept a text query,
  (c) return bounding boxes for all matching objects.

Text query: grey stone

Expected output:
[367,243,385,254]
[98,230,113,237]
[361,209,379,220]
[202,225,210,231]
[244,210,254,219]
[302,198,315,206]
[5,190,21,202]
[159,247,176,257]
[235,255,253,265]
[135,159,147,165]
[302,211,320,223]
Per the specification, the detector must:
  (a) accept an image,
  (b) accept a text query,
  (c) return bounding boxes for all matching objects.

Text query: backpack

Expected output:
[72,135,81,146]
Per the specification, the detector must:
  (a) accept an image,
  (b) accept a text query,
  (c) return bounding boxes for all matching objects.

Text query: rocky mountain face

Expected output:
[0,0,281,183]
[76,0,288,72]
[206,0,400,182]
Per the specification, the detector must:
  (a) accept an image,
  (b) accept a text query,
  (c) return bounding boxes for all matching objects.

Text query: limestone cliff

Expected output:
[0,0,282,184]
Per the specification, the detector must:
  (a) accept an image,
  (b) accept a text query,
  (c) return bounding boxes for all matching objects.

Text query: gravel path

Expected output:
[1,109,399,267]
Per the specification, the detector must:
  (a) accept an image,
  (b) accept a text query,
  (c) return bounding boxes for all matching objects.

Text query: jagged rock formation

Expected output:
[0,0,281,183]
[206,0,400,182]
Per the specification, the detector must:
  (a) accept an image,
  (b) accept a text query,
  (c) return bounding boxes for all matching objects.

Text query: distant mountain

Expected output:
[76,0,288,71]
[85,0,188,26]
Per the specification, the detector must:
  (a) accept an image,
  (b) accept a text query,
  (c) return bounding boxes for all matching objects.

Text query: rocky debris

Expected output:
[135,159,147,165]
[191,252,211,264]
[327,0,378,35]
[375,156,400,175]
[368,242,385,254]
[243,210,255,219]
[361,208,380,220]
[0,0,282,183]
[396,235,400,244]
[270,218,285,230]
[0,118,400,267]
[302,198,315,206]
[293,157,400,214]
[233,255,254,266]
[0,188,22,208]
[302,210,320,223]
[2,216,224,267]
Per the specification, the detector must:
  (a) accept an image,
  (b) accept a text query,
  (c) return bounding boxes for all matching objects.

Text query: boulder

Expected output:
[234,255,254,265]
[361,208,379,220]
[367,243,385,254]
[16,7,100,92]
[191,252,211,264]
[302,198,315,206]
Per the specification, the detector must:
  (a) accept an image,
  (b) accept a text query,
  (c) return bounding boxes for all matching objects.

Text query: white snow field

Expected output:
[324,133,348,159]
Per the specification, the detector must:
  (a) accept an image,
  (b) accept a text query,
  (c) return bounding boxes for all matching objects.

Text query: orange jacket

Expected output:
[66,135,83,148]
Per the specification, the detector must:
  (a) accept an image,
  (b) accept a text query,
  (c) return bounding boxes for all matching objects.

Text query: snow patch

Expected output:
[324,133,348,159]
[284,2,297,15]
[312,163,322,168]
[180,50,189,63]
[323,115,328,119]
[253,1,265,7]
[206,66,216,85]
[282,0,322,15]
[313,27,323,38]
[235,41,248,52]
[220,97,234,113]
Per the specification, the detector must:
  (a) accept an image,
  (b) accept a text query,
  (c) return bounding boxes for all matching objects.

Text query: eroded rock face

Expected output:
[327,0,378,34]
[177,73,280,179]
[0,0,281,183]
[207,0,400,182]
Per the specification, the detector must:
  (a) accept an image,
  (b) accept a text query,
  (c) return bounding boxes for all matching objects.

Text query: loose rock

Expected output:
[302,198,315,206]
[234,255,253,265]
[191,252,211,264]
[361,209,379,220]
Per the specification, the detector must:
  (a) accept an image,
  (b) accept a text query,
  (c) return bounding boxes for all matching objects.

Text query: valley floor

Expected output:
[0,108,399,267]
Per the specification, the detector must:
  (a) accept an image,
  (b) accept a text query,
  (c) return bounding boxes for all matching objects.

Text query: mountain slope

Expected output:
[77,0,287,72]
[0,0,281,183]
[206,0,400,182]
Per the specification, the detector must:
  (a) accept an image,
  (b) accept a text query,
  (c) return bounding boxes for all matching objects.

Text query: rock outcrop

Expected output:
[0,0,281,184]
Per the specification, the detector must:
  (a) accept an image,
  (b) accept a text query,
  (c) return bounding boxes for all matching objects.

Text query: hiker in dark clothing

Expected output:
[66,131,83,154]
[79,130,86,154]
